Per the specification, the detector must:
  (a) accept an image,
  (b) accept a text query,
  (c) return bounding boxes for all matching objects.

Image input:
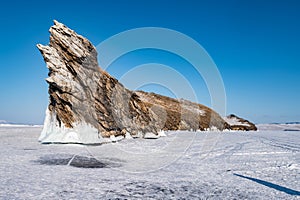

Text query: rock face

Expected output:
[224,114,257,131]
[37,21,255,144]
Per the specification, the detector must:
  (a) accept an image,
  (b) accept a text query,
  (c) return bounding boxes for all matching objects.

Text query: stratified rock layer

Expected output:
[37,21,256,144]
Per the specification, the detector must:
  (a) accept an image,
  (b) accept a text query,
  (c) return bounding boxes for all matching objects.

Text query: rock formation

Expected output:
[224,114,257,131]
[37,21,256,144]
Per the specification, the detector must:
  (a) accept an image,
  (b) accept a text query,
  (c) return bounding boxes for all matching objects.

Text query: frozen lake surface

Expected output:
[0,127,299,199]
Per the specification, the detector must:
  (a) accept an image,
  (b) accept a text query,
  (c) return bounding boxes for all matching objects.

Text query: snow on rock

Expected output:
[224,114,257,131]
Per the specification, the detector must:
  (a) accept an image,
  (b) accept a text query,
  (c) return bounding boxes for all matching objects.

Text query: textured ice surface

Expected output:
[0,127,299,199]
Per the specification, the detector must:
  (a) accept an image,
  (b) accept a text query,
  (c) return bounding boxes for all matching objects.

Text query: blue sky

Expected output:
[0,0,299,124]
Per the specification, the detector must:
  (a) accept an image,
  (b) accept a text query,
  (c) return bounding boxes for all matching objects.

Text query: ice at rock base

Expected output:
[39,109,167,144]
[39,109,107,144]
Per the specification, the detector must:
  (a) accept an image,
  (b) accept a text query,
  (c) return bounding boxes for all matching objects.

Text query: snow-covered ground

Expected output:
[0,126,299,199]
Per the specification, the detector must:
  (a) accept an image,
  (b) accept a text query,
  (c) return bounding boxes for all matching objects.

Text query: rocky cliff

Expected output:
[37,21,256,144]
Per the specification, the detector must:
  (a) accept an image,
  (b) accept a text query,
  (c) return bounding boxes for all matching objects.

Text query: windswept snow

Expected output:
[0,127,299,199]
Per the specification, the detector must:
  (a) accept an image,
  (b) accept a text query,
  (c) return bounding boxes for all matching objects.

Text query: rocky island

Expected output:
[37,21,257,144]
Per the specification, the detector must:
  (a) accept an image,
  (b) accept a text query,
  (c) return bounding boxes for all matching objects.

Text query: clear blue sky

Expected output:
[0,0,299,124]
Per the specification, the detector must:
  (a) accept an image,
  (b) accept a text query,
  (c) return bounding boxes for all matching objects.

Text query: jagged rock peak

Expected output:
[37,21,256,144]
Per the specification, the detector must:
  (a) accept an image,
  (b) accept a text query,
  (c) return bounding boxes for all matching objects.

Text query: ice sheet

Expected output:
[0,127,299,199]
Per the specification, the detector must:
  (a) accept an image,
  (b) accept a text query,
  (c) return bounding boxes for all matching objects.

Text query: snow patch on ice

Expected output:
[144,132,160,139]
[158,130,167,137]
[204,126,221,131]
[109,135,124,143]
[125,132,133,139]
[143,130,166,139]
